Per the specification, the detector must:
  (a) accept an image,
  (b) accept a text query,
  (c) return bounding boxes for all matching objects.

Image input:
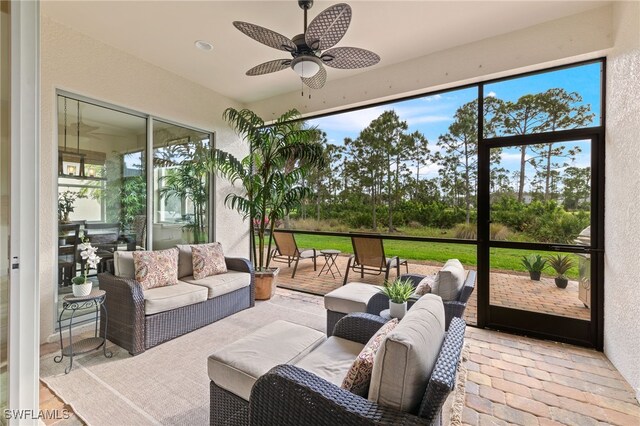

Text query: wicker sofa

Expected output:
[98,246,255,355]
[208,294,466,425]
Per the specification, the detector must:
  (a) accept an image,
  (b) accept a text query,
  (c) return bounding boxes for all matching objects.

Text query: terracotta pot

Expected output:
[254,268,279,300]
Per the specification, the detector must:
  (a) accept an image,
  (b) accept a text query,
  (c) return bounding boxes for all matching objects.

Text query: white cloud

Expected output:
[487,91,497,97]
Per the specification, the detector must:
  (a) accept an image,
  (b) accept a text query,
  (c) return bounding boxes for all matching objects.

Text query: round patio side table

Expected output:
[54,289,112,374]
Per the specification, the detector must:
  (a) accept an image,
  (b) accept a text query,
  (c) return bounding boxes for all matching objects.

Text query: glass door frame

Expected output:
[477,96,606,350]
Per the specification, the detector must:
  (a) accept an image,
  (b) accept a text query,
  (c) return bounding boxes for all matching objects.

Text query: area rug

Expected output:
[40,292,326,426]
[41,290,470,426]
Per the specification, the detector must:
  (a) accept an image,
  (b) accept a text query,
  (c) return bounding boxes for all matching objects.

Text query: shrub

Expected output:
[490,223,510,241]
[454,223,477,240]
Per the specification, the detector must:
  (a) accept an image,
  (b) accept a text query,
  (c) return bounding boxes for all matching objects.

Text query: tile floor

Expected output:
[39,288,639,425]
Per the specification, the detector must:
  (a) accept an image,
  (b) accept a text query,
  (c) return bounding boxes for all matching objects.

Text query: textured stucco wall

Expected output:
[604,1,640,403]
[40,15,249,342]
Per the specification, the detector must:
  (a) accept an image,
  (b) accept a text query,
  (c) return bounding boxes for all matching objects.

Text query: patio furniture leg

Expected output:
[343,256,354,286]
[292,257,300,278]
[313,249,317,271]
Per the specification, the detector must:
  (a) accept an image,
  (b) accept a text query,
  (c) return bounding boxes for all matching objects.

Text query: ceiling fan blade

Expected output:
[246,59,292,76]
[321,47,380,69]
[305,3,352,51]
[301,65,327,90]
[233,21,297,52]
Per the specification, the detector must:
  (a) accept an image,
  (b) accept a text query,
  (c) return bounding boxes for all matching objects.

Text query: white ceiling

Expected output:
[42,1,609,104]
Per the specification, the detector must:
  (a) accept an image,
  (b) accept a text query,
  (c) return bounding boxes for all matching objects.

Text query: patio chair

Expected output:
[269,231,318,278]
[58,223,81,287]
[343,235,408,285]
[85,222,122,272]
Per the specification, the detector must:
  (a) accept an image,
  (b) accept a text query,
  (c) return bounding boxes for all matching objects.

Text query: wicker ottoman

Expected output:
[208,320,325,425]
[324,282,384,336]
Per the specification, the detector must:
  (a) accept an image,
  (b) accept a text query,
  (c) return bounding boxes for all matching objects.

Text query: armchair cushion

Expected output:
[432,259,465,301]
[180,270,251,299]
[368,294,445,413]
[192,242,227,279]
[341,318,399,396]
[294,336,364,388]
[133,248,179,290]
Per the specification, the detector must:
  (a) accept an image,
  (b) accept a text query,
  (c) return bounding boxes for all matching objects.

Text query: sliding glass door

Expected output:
[0,0,9,414]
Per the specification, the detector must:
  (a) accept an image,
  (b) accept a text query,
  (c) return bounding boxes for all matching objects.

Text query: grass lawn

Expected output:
[288,233,581,280]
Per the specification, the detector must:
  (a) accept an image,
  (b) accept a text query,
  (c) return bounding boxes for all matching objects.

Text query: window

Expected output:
[152,121,211,249]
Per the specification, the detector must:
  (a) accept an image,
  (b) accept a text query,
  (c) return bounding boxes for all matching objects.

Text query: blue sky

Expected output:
[308,62,601,189]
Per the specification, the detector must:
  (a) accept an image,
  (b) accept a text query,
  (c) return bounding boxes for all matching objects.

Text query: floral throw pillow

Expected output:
[415,275,435,296]
[192,242,227,280]
[341,318,399,396]
[133,248,179,290]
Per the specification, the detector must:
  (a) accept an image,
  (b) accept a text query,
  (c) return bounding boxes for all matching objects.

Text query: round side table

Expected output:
[379,309,392,321]
[54,289,112,374]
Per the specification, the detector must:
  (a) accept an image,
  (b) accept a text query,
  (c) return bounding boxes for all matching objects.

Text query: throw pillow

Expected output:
[415,275,435,296]
[341,318,399,396]
[431,259,466,301]
[192,242,227,280]
[133,248,179,290]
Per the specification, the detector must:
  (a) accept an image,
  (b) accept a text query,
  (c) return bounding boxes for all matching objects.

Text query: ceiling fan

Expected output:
[233,0,380,89]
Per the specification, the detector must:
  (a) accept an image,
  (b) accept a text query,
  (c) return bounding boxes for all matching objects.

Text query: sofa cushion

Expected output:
[177,244,194,279]
[324,283,383,314]
[133,248,179,290]
[295,336,364,388]
[342,318,399,396]
[208,320,325,401]
[143,282,208,315]
[432,259,465,301]
[113,250,135,279]
[180,270,251,299]
[192,242,227,280]
[368,294,446,413]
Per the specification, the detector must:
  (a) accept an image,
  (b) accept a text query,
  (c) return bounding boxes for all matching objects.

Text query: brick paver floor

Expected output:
[463,326,640,425]
[275,255,591,326]
[40,288,639,425]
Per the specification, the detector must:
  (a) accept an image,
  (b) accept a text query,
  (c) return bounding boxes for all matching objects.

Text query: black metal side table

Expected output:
[54,289,112,373]
[318,249,342,279]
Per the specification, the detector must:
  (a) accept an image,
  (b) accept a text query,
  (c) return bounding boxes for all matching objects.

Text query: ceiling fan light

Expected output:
[291,56,321,78]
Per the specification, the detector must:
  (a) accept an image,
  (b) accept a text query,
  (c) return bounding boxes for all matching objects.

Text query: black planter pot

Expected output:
[555,277,569,289]
[529,271,542,281]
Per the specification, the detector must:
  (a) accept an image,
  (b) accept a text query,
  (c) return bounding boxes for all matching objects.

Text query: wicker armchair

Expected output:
[347,270,476,332]
[210,313,466,426]
[99,257,254,355]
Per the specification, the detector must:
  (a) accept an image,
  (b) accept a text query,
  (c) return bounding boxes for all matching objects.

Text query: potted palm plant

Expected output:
[215,108,325,300]
[547,254,574,289]
[521,254,547,281]
[380,278,415,319]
